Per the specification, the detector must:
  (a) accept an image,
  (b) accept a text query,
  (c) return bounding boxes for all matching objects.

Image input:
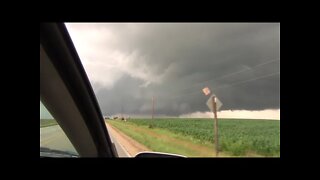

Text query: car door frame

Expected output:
[40,23,117,157]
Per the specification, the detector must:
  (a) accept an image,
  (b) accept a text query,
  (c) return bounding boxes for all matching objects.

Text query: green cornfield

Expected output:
[126,118,280,156]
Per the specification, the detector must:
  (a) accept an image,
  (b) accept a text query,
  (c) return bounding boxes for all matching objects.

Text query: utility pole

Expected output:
[121,104,123,119]
[152,96,154,119]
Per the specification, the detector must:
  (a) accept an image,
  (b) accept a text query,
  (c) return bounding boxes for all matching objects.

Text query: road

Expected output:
[40,125,77,155]
[105,123,130,157]
[40,124,137,157]
[105,122,150,157]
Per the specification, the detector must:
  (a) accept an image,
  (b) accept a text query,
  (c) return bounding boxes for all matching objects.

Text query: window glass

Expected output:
[40,101,78,156]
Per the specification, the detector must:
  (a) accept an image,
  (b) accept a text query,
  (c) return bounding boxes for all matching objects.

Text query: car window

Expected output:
[40,101,78,156]
[65,23,280,157]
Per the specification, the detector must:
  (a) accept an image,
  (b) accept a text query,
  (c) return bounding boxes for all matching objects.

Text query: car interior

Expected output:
[41,23,118,157]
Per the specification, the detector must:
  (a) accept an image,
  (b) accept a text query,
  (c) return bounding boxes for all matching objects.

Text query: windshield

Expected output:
[65,23,280,157]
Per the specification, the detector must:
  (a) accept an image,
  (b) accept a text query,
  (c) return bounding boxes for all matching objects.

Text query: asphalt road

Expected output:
[105,125,130,157]
[40,124,129,157]
[40,125,78,155]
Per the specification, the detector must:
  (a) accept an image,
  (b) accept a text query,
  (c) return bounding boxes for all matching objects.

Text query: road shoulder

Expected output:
[106,122,150,157]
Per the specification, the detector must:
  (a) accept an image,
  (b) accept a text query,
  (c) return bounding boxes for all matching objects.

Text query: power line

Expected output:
[167,58,280,95]
[215,71,280,91]
[211,58,279,82]
[165,71,280,99]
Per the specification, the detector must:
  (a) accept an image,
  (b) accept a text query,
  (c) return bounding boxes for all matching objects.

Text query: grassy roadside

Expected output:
[108,120,232,157]
[40,119,58,128]
[127,118,280,156]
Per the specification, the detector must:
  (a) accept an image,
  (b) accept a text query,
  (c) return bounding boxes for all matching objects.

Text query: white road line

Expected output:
[106,124,131,157]
[115,138,131,157]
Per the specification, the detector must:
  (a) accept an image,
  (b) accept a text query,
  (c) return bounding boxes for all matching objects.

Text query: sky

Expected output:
[65,23,280,119]
[40,101,53,119]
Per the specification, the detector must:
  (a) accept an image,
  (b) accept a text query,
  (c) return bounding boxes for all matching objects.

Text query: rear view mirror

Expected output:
[135,151,186,158]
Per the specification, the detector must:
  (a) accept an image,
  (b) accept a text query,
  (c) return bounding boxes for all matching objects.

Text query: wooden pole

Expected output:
[121,104,123,120]
[212,96,219,157]
[152,96,154,119]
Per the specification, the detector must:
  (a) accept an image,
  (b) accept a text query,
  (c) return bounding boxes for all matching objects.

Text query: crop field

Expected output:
[109,118,280,157]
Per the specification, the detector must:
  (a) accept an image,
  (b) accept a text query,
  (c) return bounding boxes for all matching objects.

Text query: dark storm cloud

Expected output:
[67,23,280,116]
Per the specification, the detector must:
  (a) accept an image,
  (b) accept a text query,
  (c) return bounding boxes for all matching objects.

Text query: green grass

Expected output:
[109,118,280,157]
[108,120,219,157]
[40,119,58,128]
